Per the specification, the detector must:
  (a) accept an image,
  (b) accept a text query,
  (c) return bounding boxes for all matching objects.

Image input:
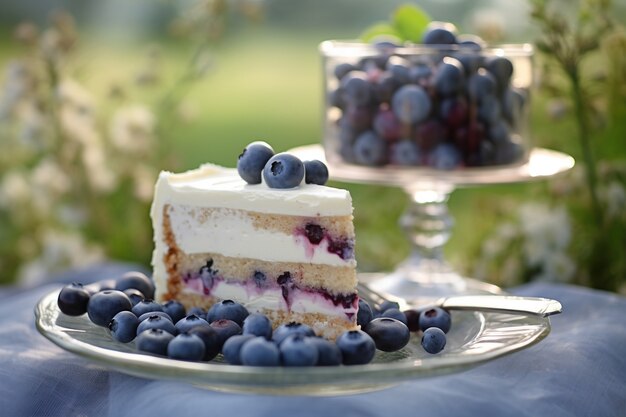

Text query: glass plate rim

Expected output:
[35,289,551,390]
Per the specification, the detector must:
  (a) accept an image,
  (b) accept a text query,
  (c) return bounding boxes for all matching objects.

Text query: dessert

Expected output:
[150,148,358,339]
[321,22,533,169]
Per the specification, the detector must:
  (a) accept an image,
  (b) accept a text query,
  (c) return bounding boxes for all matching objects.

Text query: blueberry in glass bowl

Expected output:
[320,36,533,170]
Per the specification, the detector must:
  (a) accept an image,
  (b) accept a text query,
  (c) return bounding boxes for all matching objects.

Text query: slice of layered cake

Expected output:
[151,153,358,339]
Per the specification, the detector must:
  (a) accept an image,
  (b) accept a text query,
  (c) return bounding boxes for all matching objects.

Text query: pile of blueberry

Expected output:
[328,22,527,169]
[237,141,329,189]
[57,272,451,366]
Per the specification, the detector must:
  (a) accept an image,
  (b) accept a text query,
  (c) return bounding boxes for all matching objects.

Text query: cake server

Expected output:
[357,283,562,317]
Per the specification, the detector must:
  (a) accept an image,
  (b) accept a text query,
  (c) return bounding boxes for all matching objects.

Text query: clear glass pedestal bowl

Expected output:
[290,144,574,304]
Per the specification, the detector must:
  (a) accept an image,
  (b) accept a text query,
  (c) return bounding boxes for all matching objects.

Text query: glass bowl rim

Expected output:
[320,40,534,57]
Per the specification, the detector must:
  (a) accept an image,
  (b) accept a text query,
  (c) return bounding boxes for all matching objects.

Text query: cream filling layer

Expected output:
[151,164,353,217]
[167,204,354,266]
[183,280,356,320]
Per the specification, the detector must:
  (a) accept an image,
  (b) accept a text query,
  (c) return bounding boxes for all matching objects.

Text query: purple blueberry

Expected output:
[303,160,329,185]
[240,337,281,366]
[342,105,373,132]
[175,314,210,333]
[309,337,342,366]
[408,63,433,85]
[138,311,172,323]
[333,62,355,80]
[242,313,273,339]
[421,327,447,354]
[304,223,325,245]
[336,330,376,365]
[109,310,139,343]
[340,71,371,106]
[136,328,174,356]
[372,71,398,103]
[365,317,411,352]
[418,307,452,333]
[434,57,465,97]
[428,144,462,170]
[353,131,387,166]
[439,96,469,128]
[373,109,402,141]
[403,309,421,332]
[57,283,90,316]
[188,306,206,317]
[188,326,221,361]
[489,120,511,144]
[279,335,319,367]
[422,23,458,45]
[356,299,374,328]
[467,69,497,102]
[381,308,408,325]
[379,300,400,312]
[131,299,164,317]
[206,300,249,326]
[385,55,411,85]
[210,319,243,351]
[390,140,421,166]
[262,153,305,189]
[162,300,186,324]
[252,271,267,288]
[87,290,132,327]
[494,140,524,165]
[237,141,274,185]
[167,333,206,361]
[484,56,514,92]
[123,288,145,307]
[415,120,445,151]
[114,271,155,300]
[457,34,485,51]
[478,95,502,125]
[136,314,177,336]
[84,279,116,296]
[391,85,431,124]
[223,334,256,365]
[272,322,316,345]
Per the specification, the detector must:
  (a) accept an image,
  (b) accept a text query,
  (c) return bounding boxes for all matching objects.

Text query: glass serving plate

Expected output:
[35,285,552,396]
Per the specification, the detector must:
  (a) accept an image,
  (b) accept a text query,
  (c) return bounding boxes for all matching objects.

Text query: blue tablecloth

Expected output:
[1,263,625,417]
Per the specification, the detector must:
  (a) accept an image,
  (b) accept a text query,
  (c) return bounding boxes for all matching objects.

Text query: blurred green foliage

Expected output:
[0,1,624,292]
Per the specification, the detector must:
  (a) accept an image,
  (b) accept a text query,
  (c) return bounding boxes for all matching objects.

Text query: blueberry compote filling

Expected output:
[181,261,358,320]
[298,222,355,261]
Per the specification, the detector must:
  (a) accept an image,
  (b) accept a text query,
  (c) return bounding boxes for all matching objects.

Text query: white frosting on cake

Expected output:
[152,164,352,216]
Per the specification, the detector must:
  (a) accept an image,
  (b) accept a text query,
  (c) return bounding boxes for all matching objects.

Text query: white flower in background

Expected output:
[0,170,30,208]
[82,144,117,192]
[57,79,94,116]
[601,181,626,220]
[469,9,505,42]
[31,158,71,195]
[534,251,576,283]
[133,164,157,202]
[110,105,155,154]
[0,61,33,119]
[518,203,574,282]
[17,229,105,286]
[28,158,72,215]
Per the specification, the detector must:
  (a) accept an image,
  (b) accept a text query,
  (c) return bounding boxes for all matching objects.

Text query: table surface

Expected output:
[1,262,625,417]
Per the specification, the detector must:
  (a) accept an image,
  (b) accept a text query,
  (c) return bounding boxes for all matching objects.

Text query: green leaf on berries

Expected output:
[359,22,402,43]
[392,4,431,43]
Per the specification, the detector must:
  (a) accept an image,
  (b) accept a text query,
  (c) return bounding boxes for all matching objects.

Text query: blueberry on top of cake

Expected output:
[151,143,358,339]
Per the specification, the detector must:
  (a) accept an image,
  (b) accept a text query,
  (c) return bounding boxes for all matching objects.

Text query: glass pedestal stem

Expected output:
[368,182,468,302]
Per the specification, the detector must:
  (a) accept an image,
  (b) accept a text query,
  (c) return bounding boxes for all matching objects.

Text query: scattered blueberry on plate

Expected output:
[57,272,455,367]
